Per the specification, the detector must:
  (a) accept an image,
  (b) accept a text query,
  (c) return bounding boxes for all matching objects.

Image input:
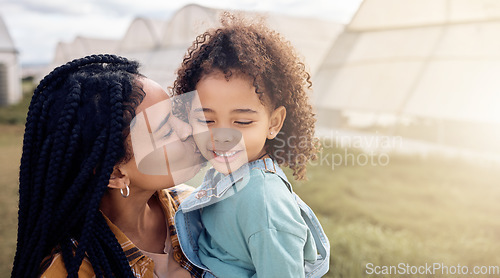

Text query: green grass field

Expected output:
[0,124,23,276]
[292,146,500,277]
[1,89,500,277]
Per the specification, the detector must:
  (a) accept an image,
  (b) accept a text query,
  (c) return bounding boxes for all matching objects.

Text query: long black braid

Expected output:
[12,54,146,277]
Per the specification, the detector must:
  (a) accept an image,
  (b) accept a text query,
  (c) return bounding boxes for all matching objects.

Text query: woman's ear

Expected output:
[108,166,130,190]
[267,106,286,139]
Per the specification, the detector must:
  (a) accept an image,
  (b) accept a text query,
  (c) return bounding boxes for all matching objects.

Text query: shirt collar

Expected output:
[101,210,149,267]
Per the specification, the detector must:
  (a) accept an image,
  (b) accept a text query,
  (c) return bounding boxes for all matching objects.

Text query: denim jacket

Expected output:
[174,158,331,277]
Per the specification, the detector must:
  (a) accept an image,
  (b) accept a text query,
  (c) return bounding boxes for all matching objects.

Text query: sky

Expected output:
[0,0,362,66]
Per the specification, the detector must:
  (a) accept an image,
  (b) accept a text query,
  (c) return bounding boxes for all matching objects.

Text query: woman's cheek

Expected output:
[164,140,189,164]
[193,131,210,149]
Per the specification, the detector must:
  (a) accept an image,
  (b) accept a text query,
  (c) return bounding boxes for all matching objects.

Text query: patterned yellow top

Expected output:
[40,185,203,278]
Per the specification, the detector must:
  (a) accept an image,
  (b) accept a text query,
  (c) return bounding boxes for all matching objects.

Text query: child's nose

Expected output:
[211,128,241,145]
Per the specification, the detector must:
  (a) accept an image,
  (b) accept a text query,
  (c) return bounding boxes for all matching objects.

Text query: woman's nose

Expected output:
[171,117,193,141]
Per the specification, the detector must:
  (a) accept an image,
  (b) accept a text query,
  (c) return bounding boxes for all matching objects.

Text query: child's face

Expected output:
[190,73,274,174]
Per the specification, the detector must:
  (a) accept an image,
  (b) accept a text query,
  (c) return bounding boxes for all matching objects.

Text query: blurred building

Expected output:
[47,4,343,89]
[0,15,21,106]
[313,0,500,153]
[39,1,500,157]
[52,36,120,67]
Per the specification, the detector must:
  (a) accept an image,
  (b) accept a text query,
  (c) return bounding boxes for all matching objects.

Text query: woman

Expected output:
[11,54,204,277]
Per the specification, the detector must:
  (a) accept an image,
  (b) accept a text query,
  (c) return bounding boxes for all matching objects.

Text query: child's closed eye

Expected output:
[234,121,253,125]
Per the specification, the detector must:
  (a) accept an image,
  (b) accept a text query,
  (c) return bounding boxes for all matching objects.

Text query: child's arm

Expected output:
[248,228,307,278]
[239,171,315,278]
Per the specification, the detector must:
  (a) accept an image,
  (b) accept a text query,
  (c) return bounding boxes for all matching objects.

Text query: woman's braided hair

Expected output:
[12,54,145,277]
[173,13,320,180]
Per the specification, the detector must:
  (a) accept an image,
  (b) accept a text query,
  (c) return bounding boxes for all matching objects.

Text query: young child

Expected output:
[173,14,330,278]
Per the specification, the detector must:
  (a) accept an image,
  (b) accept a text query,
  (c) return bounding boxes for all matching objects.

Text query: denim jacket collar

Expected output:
[179,158,290,212]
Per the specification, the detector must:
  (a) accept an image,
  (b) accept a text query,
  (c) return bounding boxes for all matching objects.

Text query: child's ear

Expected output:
[108,166,130,190]
[268,106,286,139]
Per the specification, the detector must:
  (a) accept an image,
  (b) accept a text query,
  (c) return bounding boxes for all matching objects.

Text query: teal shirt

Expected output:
[197,168,317,278]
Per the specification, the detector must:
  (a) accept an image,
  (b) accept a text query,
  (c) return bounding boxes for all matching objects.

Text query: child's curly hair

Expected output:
[173,13,320,180]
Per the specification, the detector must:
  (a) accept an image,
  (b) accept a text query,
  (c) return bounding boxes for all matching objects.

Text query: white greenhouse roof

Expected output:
[313,0,500,124]
[0,16,16,51]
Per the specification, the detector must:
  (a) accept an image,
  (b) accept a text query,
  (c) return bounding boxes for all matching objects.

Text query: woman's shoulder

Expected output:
[40,249,95,278]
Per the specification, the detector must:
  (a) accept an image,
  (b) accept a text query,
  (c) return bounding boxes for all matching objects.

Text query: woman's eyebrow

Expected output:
[154,112,171,133]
